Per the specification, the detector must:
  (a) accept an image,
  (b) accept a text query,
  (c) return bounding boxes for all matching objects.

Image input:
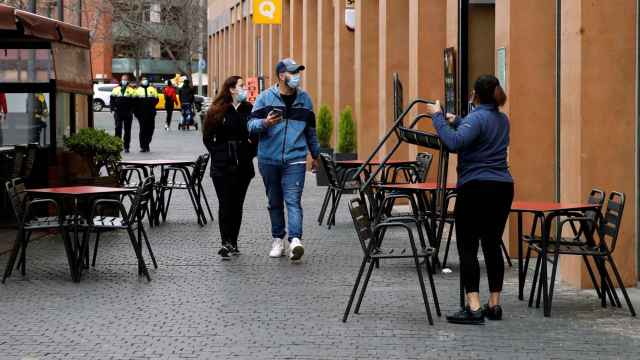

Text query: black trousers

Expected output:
[212,171,252,246]
[454,180,514,293]
[165,105,174,127]
[138,112,156,150]
[114,112,133,150]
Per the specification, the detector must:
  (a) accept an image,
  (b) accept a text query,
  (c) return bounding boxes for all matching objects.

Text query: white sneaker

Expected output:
[289,238,304,261]
[269,238,285,258]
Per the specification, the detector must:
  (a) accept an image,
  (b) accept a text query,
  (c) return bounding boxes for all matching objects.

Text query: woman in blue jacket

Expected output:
[426,75,514,325]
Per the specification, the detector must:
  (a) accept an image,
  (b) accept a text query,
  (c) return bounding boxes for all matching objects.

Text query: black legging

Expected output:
[454,180,514,293]
[165,104,174,127]
[212,172,252,246]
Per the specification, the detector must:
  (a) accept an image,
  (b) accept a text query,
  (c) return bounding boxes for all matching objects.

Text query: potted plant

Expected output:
[64,128,123,186]
[335,106,357,161]
[315,104,333,186]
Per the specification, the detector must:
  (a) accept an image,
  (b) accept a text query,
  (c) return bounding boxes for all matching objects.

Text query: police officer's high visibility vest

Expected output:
[111,85,136,113]
[135,86,160,114]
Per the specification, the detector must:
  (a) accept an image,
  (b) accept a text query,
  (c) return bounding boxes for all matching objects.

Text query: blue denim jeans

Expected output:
[258,162,306,241]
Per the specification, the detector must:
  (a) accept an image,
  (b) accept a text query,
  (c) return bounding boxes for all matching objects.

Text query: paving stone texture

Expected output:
[0,112,639,359]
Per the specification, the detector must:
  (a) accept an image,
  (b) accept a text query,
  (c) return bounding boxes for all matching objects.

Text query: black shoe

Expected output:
[446,306,485,325]
[229,244,240,255]
[483,304,503,321]
[218,244,232,260]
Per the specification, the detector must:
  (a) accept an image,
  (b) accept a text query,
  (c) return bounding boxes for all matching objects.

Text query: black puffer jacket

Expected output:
[203,101,257,177]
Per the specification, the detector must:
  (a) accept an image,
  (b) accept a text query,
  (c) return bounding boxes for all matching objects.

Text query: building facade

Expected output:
[207,0,639,288]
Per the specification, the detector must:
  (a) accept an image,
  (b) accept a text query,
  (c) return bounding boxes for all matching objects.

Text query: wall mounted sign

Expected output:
[496,47,507,91]
[444,47,456,115]
[253,0,282,25]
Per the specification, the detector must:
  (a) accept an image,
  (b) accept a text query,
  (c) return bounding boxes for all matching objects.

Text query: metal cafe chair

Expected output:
[523,188,609,307]
[528,192,635,316]
[2,178,76,283]
[86,177,155,281]
[317,153,363,229]
[189,153,214,222]
[342,198,440,325]
[158,154,210,226]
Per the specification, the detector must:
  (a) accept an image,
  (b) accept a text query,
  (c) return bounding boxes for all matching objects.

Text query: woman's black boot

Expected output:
[483,304,503,320]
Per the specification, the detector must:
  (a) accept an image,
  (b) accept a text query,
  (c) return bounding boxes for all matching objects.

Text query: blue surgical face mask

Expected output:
[286,74,301,89]
[235,88,247,102]
[120,80,128,87]
[141,80,149,87]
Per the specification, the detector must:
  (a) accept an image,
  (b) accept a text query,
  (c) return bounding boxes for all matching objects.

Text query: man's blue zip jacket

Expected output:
[247,85,320,165]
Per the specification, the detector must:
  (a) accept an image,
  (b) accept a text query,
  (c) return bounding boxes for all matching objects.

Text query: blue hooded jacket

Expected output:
[247,85,320,165]
[432,104,513,187]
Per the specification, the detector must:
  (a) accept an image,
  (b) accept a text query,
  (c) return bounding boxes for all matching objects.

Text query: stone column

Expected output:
[355,0,379,158]
[408,0,446,161]
[290,0,303,62]
[334,0,355,147]
[302,0,318,104]
[378,0,409,159]
[317,0,335,112]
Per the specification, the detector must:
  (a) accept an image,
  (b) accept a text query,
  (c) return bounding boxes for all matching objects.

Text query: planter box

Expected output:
[316,147,333,186]
[334,152,357,161]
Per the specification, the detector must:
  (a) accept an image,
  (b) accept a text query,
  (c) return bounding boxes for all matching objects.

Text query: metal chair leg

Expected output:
[2,228,23,283]
[423,255,441,317]
[501,241,512,267]
[354,258,376,314]
[528,251,542,308]
[91,231,101,267]
[126,227,150,281]
[606,255,636,316]
[547,253,561,315]
[413,253,434,325]
[139,223,158,269]
[318,187,332,225]
[342,256,368,322]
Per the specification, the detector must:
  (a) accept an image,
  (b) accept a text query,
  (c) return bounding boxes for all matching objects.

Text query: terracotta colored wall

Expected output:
[317,0,335,116]
[560,0,637,287]
[334,0,355,147]
[302,0,318,105]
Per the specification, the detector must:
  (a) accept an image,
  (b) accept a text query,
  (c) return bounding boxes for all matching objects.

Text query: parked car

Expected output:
[93,83,117,112]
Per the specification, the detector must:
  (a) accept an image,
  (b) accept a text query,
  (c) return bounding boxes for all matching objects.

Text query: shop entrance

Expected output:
[458,0,496,116]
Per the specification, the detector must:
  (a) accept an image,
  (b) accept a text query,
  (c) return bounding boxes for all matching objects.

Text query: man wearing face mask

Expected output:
[248,58,320,261]
[110,74,136,153]
[134,76,160,152]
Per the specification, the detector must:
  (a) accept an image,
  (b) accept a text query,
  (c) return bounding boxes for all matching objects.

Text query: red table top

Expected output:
[335,159,416,166]
[27,186,135,196]
[375,182,457,191]
[511,201,600,212]
[119,159,195,166]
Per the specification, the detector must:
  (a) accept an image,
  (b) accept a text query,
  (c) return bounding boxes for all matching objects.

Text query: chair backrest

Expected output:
[21,143,39,178]
[582,188,605,236]
[597,191,625,253]
[414,152,433,183]
[319,153,340,188]
[127,176,155,223]
[195,153,210,182]
[5,178,26,225]
[348,198,374,255]
[11,145,26,178]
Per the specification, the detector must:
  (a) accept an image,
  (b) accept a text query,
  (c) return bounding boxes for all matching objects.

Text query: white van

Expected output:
[92,83,117,112]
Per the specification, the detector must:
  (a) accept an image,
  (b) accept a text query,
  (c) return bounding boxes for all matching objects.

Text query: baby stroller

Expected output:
[179,102,198,131]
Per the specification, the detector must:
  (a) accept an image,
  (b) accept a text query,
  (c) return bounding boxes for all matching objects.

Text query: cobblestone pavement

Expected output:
[1,112,639,359]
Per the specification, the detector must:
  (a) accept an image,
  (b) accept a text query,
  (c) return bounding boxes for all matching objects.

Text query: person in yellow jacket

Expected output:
[134,76,160,152]
[110,74,136,153]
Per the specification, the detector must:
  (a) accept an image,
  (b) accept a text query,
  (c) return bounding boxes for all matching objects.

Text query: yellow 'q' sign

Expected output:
[253,0,282,24]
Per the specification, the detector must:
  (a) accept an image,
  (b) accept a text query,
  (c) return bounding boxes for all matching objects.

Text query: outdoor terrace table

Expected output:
[118,159,196,225]
[510,201,601,316]
[26,186,135,281]
[335,159,417,182]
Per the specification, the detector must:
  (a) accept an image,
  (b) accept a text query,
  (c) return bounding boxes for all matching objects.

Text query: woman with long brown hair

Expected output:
[203,76,256,259]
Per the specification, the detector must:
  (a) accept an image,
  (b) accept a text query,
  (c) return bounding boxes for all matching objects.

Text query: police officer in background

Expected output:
[134,76,160,152]
[110,74,136,153]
